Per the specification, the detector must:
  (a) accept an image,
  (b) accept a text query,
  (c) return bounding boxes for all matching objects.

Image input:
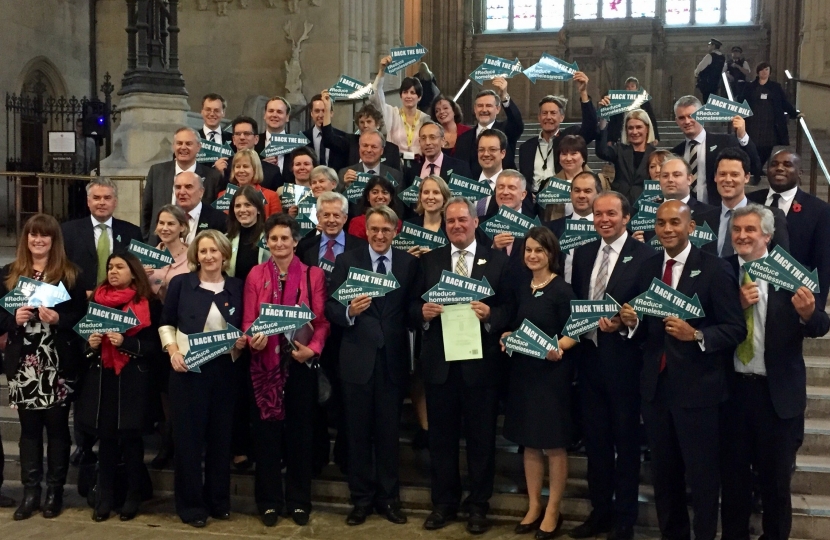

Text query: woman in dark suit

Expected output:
[158,230,247,528]
[76,252,162,521]
[0,213,86,520]
[501,227,577,539]
[595,107,657,205]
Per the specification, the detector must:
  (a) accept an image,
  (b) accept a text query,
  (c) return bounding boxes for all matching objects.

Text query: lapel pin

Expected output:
[116,234,121,242]
[690,270,701,278]
[623,256,633,263]
[477,259,486,265]
[710,145,717,152]
[792,201,802,213]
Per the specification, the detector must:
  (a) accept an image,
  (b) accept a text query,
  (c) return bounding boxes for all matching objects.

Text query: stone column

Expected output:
[798,0,830,128]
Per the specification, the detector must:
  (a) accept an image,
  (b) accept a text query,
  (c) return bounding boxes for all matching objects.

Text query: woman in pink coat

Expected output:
[242,212,330,528]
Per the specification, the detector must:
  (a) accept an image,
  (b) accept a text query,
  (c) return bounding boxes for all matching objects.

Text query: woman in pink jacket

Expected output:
[242,212,330,528]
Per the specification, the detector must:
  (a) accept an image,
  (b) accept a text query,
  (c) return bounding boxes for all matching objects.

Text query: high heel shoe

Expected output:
[535,513,564,540]
[515,513,544,534]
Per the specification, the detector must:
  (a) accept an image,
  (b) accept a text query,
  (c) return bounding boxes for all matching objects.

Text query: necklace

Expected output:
[531,274,553,290]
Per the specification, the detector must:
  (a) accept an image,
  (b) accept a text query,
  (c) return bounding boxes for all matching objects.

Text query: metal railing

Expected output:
[785,70,830,199]
[0,173,145,238]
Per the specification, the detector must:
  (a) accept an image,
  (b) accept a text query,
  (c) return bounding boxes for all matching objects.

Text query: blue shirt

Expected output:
[369,246,393,274]
[318,230,346,261]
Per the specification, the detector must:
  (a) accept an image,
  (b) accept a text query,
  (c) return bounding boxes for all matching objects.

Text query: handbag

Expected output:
[300,266,332,405]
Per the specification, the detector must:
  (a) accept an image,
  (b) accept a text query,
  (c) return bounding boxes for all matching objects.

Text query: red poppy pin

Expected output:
[224,302,229,307]
[792,202,802,213]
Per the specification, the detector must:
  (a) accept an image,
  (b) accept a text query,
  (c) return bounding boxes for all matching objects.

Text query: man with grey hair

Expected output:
[670,95,761,206]
[167,171,226,246]
[297,191,368,270]
[720,202,829,540]
[404,120,471,187]
[142,126,222,241]
[490,169,530,259]
[339,129,403,195]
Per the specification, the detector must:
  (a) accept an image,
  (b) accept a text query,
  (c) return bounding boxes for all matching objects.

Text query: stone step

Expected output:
[803,418,830,455]
[807,385,830,419]
[805,338,830,357]
[807,356,830,387]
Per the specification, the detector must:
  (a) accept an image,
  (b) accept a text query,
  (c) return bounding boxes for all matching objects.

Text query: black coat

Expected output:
[61,217,143,292]
[75,299,164,434]
[454,99,524,178]
[403,154,472,187]
[160,272,243,335]
[302,125,350,172]
[595,128,655,205]
[741,79,798,146]
[606,98,660,143]
[326,129,402,172]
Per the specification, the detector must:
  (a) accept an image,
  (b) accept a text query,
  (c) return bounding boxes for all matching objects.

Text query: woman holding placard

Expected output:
[595,106,657,205]
[243,213,329,527]
[347,176,403,240]
[158,230,246,528]
[216,149,282,217]
[76,252,162,522]
[500,227,577,539]
[0,213,86,520]
[279,146,319,218]
[371,56,430,158]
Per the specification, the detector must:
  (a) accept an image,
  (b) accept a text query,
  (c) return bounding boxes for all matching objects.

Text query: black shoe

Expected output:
[608,525,634,540]
[150,448,173,470]
[232,457,252,471]
[536,514,564,540]
[92,508,110,522]
[188,518,207,528]
[515,513,544,534]
[412,428,429,450]
[346,505,372,526]
[291,508,310,526]
[424,509,456,530]
[120,493,140,521]
[0,494,15,508]
[569,512,613,538]
[467,511,491,535]
[210,511,230,520]
[261,509,279,527]
[41,487,63,519]
[377,503,407,524]
[70,447,84,467]
[13,488,40,521]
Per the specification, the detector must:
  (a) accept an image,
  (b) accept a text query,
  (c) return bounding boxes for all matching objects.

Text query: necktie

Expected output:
[367,169,376,176]
[376,255,387,275]
[688,140,700,193]
[592,245,612,300]
[97,223,109,284]
[736,272,755,365]
[720,209,734,257]
[455,249,469,277]
[476,178,492,216]
[209,131,218,142]
[659,259,676,372]
[770,193,782,210]
[324,238,336,261]
[428,163,437,176]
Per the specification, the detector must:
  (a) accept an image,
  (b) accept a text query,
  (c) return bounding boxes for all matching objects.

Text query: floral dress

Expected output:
[8,271,71,410]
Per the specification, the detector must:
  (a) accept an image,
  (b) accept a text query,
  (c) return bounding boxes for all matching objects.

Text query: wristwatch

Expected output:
[694,330,704,343]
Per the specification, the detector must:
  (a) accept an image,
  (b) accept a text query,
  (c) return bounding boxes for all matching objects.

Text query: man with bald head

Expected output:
[620,200,746,540]
[147,171,227,246]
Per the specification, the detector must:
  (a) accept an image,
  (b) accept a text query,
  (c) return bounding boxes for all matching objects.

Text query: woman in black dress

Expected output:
[501,226,577,539]
[76,252,162,521]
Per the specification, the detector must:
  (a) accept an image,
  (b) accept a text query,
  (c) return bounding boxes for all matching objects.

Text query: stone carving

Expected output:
[214,0,230,15]
[284,0,321,13]
[284,20,313,107]
[239,0,248,7]
[197,0,209,10]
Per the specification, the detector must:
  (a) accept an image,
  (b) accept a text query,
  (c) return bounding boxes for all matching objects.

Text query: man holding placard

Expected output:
[324,206,420,527]
[413,197,512,535]
[619,200,746,540]
[720,204,829,540]
[339,130,403,199]
[301,92,349,172]
[484,170,535,272]
[547,171,602,284]
[568,192,655,540]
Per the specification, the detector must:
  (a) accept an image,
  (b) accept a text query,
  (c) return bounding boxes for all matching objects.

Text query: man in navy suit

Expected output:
[198,93,232,146]
[620,200,746,540]
[671,95,761,206]
[747,148,830,299]
[569,192,656,540]
[487,170,532,274]
[403,121,471,186]
[546,172,602,284]
[324,205,421,527]
[720,204,830,540]
[302,92,349,172]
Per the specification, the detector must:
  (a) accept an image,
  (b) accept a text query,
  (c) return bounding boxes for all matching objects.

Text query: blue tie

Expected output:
[376,255,387,275]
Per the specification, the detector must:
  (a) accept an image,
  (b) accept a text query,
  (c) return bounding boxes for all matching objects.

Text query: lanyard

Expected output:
[400,109,417,148]
[537,140,554,171]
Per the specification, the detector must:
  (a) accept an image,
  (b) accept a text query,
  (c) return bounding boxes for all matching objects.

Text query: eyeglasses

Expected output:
[233,131,255,137]
[368,227,395,236]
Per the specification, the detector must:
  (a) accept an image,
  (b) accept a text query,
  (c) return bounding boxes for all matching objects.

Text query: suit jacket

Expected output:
[331,131,402,172]
[61,217,143,292]
[338,163,404,196]
[595,129,655,205]
[198,127,233,144]
[296,231,368,269]
[572,235,657,387]
[454,99,524,178]
[412,243,514,387]
[637,246,746,408]
[141,160,223,242]
[160,271,243,336]
[640,197,720,255]
[518,99,599,182]
[671,132,762,206]
[324,246,421,386]
[726,256,830,419]
[302,125,350,172]
[403,154,472,188]
[748,188,830,303]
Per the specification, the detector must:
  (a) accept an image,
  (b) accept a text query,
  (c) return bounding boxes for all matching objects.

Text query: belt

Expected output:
[735,372,766,380]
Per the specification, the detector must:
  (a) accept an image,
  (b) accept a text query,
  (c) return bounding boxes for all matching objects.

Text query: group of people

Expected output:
[0,55,822,540]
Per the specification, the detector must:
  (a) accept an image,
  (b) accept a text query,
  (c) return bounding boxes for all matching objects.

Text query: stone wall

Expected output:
[798,0,830,131]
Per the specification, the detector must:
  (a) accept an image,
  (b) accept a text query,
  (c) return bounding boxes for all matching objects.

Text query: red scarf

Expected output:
[93,285,151,375]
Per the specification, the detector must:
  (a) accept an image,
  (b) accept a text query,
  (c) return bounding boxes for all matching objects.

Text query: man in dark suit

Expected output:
[720,204,830,540]
[454,77,524,177]
[488,170,533,273]
[476,130,535,220]
[141,127,222,242]
[216,116,284,193]
[403,120,471,186]
[518,72,597,193]
[325,102,402,172]
[413,197,513,535]
[198,93,232,145]
[713,148,789,258]
[302,92,349,172]
[619,200,746,540]
[146,171,225,246]
[747,148,830,299]
[547,171,602,284]
[324,205,420,527]
[671,95,761,206]
[339,130,404,195]
[253,96,292,173]
[569,192,656,540]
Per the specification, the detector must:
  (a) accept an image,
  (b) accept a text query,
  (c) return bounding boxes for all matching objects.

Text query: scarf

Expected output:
[93,285,151,375]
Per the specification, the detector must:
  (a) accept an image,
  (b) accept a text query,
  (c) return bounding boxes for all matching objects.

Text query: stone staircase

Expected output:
[1,335,830,538]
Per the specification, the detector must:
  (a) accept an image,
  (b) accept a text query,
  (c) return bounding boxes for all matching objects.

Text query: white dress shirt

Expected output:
[91,215,114,254]
[184,202,203,245]
[685,128,750,204]
[563,212,593,284]
[451,240,477,275]
[532,133,557,192]
[588,231,628,299]
[766,186,798,215]
[735,254,768,375]
[661,242,705,351]
[718,197,747,255]
[347,246,393,324]
[478,169,503,212]
[203,125,221,143]
[173,161,198,204]
[362,162,382,175]
[312,125,330,165]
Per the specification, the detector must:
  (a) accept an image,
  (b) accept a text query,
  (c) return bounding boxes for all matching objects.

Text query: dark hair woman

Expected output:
[76,252,162,521]
[371,56,431,157]
[0,213,86,520]
[347,176,403,240]
[430,95,471,154]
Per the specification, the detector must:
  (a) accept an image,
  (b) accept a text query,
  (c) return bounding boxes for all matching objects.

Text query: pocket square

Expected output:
[199,223,208,229]
[477,259,486,265]
[229,307,236,315]
[690,270,701,278]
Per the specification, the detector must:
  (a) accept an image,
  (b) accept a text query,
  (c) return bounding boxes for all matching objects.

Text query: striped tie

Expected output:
[688,140,700,195]
[592,245,612,300]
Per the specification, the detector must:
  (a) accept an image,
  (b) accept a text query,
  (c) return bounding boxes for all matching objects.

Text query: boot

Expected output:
[13,487,41,520]
[43,434,70,519]
[42,486,63,518]
[14,437,43,520]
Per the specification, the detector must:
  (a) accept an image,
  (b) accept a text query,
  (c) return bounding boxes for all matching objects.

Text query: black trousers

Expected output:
[169,355,236,523]
[580,362,642,528]
[425,364,498,514]
[284,359,316,512]
[251,414,285,514]
[18,404,71,489]
[720,374,802,540]
[231,354,252,458]
[641,377,720,540]
[341,349,404,508]
[96,436,144,509]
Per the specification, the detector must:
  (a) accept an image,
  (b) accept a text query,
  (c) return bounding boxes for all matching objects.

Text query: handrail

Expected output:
[784,70,830,191]
[721,72,735,101]
[784,70,830,91]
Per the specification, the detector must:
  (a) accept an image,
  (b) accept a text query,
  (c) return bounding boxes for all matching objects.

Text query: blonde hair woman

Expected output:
[216,149,282,217]
[596,103,657,204]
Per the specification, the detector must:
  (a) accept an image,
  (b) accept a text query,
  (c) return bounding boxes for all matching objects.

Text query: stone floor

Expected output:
[0,482,664,540]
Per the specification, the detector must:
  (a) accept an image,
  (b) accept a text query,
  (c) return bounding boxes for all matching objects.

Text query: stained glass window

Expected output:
[603,0,626,19]
[695,0,721,24]
[541,0,566,29]
[631,0,656,18]
[665,0,691,24]
[485,0,509,30]
[512,0,537,29]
